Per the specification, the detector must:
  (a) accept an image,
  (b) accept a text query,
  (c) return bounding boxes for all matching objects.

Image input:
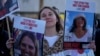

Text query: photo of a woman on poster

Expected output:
[10,31,39,56]
[64,11,94,42]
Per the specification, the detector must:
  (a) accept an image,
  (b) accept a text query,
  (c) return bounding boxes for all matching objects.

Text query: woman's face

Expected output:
[76,18,85,28]
[20,36,36,56]
[40,8,57,28]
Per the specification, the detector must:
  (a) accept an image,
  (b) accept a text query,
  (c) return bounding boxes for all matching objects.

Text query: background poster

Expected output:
[13,16,46,56]
[64,0,95,49]
[0,0,19,20]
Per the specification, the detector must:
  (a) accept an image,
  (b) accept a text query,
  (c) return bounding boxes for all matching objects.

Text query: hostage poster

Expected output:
[13,16,46,56]
[64,0,95,49]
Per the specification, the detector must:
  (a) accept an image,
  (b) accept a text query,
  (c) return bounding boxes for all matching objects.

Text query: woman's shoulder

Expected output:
[86,29,92,36]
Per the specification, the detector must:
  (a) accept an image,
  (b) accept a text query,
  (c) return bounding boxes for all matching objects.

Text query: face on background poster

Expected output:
[0,0,19,20]
[13,29,42,56]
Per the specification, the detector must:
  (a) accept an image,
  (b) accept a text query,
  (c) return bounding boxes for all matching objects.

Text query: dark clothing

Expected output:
[95,29,100,56]
[0,30,10,56]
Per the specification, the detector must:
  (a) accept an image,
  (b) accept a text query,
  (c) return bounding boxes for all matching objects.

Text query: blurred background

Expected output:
[14,0,99,17]
[13,0,100,29]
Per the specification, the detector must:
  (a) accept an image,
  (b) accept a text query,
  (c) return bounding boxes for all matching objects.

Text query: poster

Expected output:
[0,0,19,20]
[64,49,95,56]
[13,16,46,56]
[64,0,95,49]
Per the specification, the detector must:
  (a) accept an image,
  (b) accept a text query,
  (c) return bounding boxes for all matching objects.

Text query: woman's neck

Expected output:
[74,28,86,38]
[45,26,57,37]
[75,28,83,32]
[75,28,85,35]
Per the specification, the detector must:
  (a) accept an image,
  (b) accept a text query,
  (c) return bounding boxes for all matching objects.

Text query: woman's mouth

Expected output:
[24,53,30,56]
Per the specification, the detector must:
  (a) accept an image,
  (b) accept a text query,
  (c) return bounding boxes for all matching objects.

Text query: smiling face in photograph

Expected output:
[74,15,86,29]
[76,18,85,28]
[20,36,36,56]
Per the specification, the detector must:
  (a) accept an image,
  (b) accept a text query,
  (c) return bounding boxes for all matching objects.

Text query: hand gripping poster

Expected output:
[0,0,19,20]
[13,16,46,56]
[63,0,95,52]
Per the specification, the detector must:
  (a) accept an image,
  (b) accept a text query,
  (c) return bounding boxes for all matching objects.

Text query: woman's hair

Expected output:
[19,31,38,56]
[38,6,63,33]
[70,15,87,32]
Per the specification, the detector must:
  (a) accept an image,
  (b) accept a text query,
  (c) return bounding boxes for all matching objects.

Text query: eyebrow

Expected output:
[48,11,53,14]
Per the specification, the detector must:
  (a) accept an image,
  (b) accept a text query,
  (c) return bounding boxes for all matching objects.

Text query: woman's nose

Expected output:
[25,46,29,53]
[46,16,51,20]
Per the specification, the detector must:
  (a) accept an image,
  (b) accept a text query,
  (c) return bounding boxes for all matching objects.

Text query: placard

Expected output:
[13,16,46,56]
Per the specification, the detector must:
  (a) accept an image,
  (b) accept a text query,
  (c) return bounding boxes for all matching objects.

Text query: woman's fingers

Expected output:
[88,41,96,51]
[6,38,14,49]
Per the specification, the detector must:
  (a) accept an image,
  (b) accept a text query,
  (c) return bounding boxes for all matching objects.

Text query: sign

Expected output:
[13,16,46,56]
[64,0,95,49]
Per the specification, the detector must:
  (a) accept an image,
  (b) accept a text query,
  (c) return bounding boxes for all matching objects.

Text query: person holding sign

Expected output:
[0,19,10,56]
[38,6,64,56]
[69,14,92,42]
[6,31,39,56]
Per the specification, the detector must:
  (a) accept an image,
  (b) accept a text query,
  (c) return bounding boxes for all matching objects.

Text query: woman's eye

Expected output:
[29,45,34,50]
[49,13,52,16]
[41,14,46,17]
[21,43,26,47]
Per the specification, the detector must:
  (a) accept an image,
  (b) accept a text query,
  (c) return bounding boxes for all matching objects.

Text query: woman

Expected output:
[0,19,10,56]
[38,6,64,56]
[69,14,92,42]
[7,31,39,56]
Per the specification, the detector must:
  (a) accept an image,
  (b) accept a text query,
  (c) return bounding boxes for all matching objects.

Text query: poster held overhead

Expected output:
[0,0,19,20]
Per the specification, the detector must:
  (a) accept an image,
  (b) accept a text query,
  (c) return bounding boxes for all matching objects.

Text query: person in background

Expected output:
[0,0,13,18]
[0,19,11,56]
[0,0,12,12]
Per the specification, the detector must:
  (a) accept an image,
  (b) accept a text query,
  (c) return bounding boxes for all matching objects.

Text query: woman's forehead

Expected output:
[41,8,53,13]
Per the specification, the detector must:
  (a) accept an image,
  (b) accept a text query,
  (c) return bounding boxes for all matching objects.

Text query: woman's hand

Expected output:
[6,38,14,49]
[88,40,96,52]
